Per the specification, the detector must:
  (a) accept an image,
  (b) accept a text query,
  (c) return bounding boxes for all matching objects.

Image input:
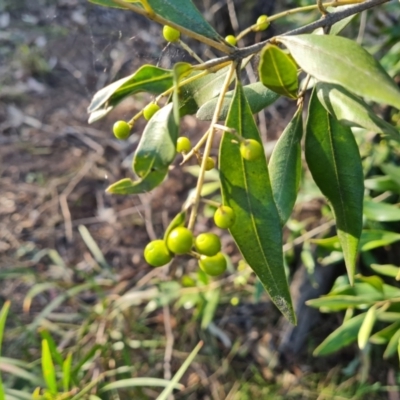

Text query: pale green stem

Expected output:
[187,62,236,230]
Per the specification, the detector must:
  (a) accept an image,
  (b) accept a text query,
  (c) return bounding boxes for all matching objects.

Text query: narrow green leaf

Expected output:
[381,164,400,188]
[313,313,366,356]
[106,170,167,195]
[328,6,357,36]
[180,67,230,116]
[316,82,400,140]
[306,295,378,312]
[364,200,400,222]
[133,103,178,177]
[360,230,400,252]
[259,44,298,99]
[108,102,178,194]
[370,321,400,345]
[355,275,384,294]
[269,105,303,225]
[39,330,63,367]
[62,353,72,392]
[278,35,400,109]
[358,305,377,350]
[364,176,400,195]
[163,211,186,242]
[370,264,400,279]
[157,341,203,400]
[0,302,10,400]
[306,90,364,285]
[197,82,279,121]
[41,339,57,395]
[220,82,295,324]
[100,378,183,393]
[0,302,10,358]
[383,328,400,359]
[87,65,173,123]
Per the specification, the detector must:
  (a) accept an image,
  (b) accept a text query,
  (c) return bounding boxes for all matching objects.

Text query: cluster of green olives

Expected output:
[143,205,236,276]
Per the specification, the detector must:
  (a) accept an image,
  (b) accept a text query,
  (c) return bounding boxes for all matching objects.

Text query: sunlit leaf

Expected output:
[220,82,295,324]
[358,305,377,350]
[313,313,366,356]
[360,230,400,251]
[364,175,400,195]
[100,378,183,392]
[163,211,186,242]
[41,339,57,395]
[278,34,400,109]
[39,330,63,367]
[259,44,298,99]
[383,328,400,359]
[316,82,400,140]
[364,200,400,222]
[107,102,178,194]
[157,341,203,400]
[370,264,400,279]
[306,295,379,312]
[62,353,72,393]
[306,90,364,285]
[88,65,173,123]
[370,321,400,345]
[180,67,231,116]
[269,105,303,225]
[197,82,279,121]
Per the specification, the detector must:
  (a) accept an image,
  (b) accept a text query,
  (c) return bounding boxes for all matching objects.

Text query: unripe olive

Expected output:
[254,15,270,31]
[167,227,193,254]
[143,103,160,121]
[194,233,221,256]
[214,206,235,229]
[225,35,237,46]
[176,137,192,153]
[240,139,263,161]
[113,120,131,140]
[144,240,172,267]
[198,253,227,276]
[163,25,180,42]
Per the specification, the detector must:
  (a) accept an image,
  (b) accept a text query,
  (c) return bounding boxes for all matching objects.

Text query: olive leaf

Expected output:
[197,82,279,121]
[107,102,178,194]
[259,44,298,99]
[219,82,295,324]
[316,82,400,140]
[306,90,364,285]
[88,65,173,123]
[278,34,400,109]
[269,105,303,225]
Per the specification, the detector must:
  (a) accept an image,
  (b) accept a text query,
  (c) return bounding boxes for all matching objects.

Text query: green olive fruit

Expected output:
[176,137,192,153]
[113,120,131,140]
[214,206,235,229]
[225,35,237,46]
[198,252,227,276]
[240,139,263,161]
[143,103,160,121]
[167,227,193,254]
[194,233,221,256]
[144,240,172,267]
[163,25,180,42]
[254,15,270,31]
[205,157,215,171]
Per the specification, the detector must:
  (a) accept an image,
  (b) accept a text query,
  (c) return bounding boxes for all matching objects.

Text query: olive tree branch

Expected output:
[193,0,391,71]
